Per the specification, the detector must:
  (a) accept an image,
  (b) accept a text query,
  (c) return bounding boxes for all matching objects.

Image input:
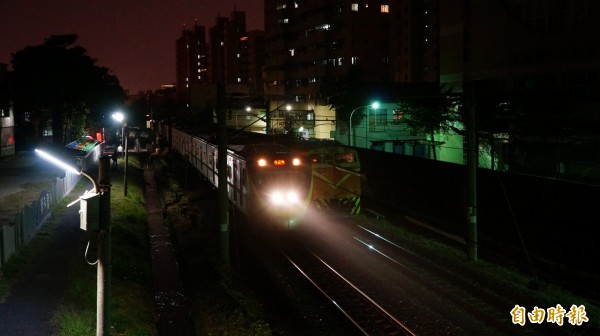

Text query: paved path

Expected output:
[0,157,194,335]
[0,188,87,336]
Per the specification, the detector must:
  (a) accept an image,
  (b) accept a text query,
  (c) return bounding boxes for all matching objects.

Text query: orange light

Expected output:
[274,159,285,166]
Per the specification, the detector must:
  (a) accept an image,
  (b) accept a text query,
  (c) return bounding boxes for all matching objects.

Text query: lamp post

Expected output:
[349,101,379,147]
[35,149,111,336]
[112,112,128,196]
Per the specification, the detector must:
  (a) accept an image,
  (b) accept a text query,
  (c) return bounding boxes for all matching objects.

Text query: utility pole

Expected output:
[97,156,111,335]
[464,0,478,262]
[217,82,230,267]
[123,124,129,196]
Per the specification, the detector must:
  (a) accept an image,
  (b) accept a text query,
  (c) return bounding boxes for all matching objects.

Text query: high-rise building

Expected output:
[176,23,209,90]
[209,11,250,85]
[264,0,394,108]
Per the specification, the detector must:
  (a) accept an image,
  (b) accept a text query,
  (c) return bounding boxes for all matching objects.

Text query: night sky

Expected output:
[0,0,264,94]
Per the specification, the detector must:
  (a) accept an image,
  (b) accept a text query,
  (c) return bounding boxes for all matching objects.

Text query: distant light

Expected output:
[257,158,267,167]
[292,158,301,166]
[112,111,125,122]
[371,101,380,109]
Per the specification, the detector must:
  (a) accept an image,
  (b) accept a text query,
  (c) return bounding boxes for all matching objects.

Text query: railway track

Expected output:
[283,248,417,336]
[278,214,584,335]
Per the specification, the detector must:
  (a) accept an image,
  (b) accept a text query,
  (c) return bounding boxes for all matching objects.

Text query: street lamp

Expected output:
[35,148,111,336]
[349,101,379,146]
[112,111,128,196]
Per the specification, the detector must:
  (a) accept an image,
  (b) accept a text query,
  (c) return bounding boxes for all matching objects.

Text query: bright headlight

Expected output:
[286,191,299,204]
[270,190,299,205]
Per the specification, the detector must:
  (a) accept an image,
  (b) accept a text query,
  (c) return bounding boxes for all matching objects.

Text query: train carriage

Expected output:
[168,127,312,226]
[161,122,362,227]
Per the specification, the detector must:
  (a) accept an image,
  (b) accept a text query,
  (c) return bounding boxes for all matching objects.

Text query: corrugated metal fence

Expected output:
[0,144,104,270]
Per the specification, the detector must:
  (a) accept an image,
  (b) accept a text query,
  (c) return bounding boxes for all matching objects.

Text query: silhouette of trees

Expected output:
[10,34,126,146]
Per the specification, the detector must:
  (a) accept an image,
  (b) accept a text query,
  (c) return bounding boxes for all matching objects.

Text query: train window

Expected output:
[335,152,355,163]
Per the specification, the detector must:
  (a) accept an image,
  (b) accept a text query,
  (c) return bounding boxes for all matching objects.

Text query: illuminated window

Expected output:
[392,109,405,124]
[352,3,358,11]
[289,49,295,56]
[381,5,389,13]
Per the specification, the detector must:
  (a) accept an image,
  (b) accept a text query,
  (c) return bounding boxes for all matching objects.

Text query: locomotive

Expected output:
[159,122,361,227]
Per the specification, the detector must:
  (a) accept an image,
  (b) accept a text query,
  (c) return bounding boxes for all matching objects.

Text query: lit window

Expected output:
[381,5,389,13]
[352,57,359,64]
[220,41,224,46]
[289,49,295,56]
[352,3,358,11]
[237,53,241,58]
[237,77,242,82]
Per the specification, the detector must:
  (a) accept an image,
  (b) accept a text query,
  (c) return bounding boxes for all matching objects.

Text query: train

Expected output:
[158,121,362,227]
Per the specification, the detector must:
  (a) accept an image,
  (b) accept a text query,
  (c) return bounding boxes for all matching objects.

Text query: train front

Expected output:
[244,144,312,228]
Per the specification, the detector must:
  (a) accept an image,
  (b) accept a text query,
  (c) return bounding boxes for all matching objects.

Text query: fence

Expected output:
[0,143,104,270]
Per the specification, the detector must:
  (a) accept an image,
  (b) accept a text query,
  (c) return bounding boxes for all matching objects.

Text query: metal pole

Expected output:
[217,82,230,267]
[97,156,111,335]
[349,106,364,147]
[464,0,478,261]
[123,124,128,196]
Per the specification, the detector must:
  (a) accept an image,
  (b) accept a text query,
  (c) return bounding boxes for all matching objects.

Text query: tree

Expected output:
[10,34,126,146]
[397,84,462,160]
